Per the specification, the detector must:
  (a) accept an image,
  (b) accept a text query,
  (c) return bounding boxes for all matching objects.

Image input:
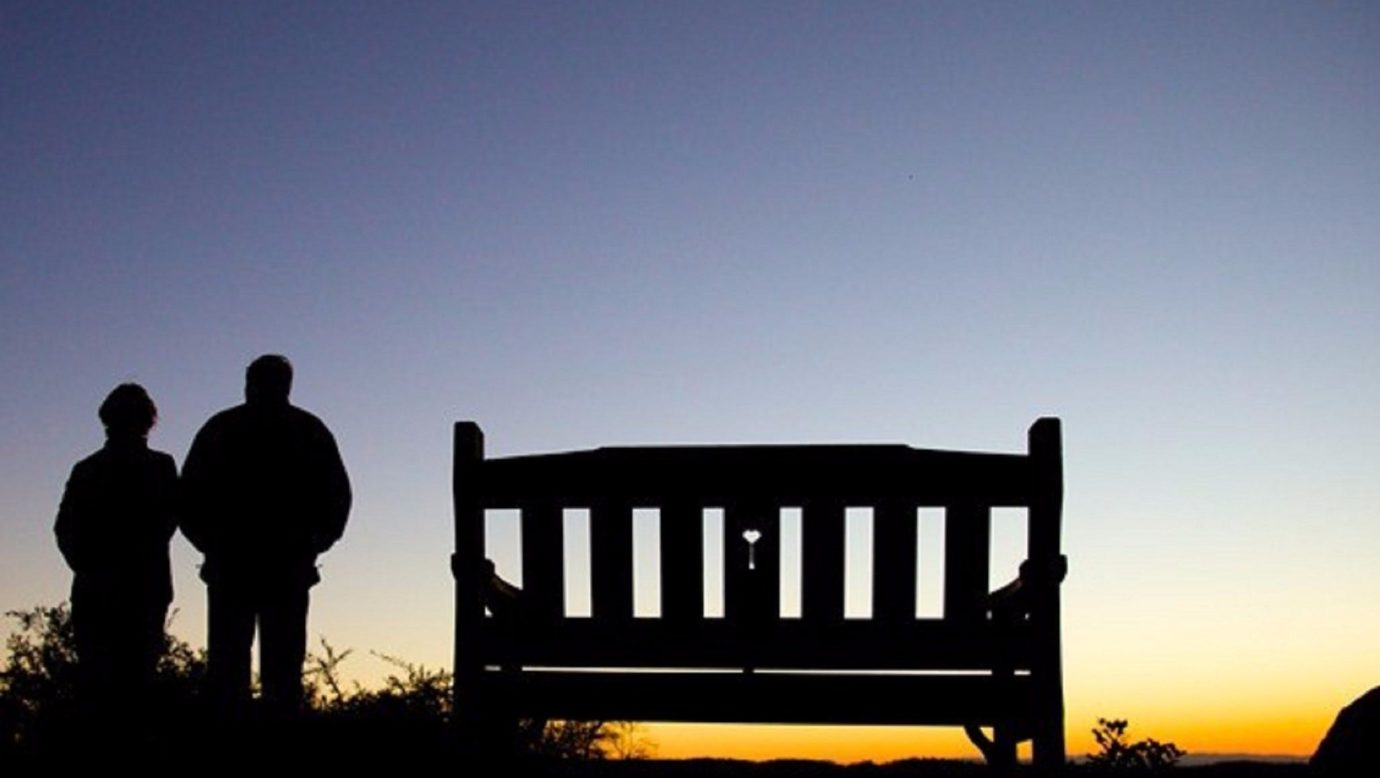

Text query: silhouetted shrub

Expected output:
[304,637,650,759]
[306,639,450,722]
[3,603,646,762]
[0,603,207,757]
[1087,717,1185,771]
[1,604,79,747]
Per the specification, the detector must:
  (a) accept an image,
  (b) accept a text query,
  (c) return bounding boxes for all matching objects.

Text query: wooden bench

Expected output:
[451,418,1067,771]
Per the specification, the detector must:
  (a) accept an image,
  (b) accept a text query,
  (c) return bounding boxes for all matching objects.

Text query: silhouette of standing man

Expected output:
[180,355,350,715]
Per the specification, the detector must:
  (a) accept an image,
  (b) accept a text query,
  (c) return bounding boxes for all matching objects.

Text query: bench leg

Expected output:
[964,724,1018,775]
[1031,649,1066,774]
[456,690,523,768]
[1031,719,1066,775]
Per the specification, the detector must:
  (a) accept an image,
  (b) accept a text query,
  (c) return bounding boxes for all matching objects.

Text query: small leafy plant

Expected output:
[1088,717,1185,771]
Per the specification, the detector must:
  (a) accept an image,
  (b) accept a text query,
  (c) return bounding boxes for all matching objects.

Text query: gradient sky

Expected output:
[3,1,1377,762]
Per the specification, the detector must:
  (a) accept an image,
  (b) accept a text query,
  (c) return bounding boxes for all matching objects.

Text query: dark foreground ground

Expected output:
[6,737,1310,777]
[518,761,1302,778]
[526,760,1308,778]
[3,713,1309,776]
[6,745,1311,777]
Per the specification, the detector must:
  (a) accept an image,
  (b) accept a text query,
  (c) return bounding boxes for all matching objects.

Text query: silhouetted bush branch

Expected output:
[1087,717,1185,771]
[1,604,209,758]
[3,603,649,761]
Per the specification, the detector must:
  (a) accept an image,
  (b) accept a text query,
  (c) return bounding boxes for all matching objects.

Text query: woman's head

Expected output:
[99,383,157,440]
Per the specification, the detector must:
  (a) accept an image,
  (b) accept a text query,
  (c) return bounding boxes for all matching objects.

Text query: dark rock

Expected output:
[1312,686,1380,775]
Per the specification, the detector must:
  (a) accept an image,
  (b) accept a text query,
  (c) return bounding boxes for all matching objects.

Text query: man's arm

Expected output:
[177,425,216,553]
[312,424,351,554]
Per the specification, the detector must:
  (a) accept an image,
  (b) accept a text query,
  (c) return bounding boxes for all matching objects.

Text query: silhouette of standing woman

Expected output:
[55,383,178,716]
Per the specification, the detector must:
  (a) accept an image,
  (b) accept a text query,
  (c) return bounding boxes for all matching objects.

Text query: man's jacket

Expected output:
[180,402,350,588]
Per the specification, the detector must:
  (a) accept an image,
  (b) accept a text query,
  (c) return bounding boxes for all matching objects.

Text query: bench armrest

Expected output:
[481,559,524,619]
[987,554,1067,621]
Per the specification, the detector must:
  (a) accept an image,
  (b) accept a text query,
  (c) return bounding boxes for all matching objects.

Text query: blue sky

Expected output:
[3,1,1378,758]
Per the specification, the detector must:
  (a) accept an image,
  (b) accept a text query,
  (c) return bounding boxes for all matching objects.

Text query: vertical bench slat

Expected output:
[943,502,990,625]
[1028,419,1064,576]
[520,502,565,620]
[725,501,780,624]
[1028,417,1066,770]
[660,502,704,622]
[801,500,846,622]
[452,422,486,742]
[755,506,781,622]
[872,501,918,623]
[590,500,633,621]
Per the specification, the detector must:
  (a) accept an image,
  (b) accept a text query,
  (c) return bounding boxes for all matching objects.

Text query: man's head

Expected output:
[100,383,157,440]
[245,354,293,406]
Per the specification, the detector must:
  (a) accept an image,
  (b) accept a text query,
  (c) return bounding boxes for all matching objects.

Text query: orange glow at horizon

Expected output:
[642,724,980,763]
[637,713,1327,764]
[630,678,1349,763]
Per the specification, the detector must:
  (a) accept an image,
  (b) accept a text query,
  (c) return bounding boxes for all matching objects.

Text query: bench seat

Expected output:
[482,671,1036,726]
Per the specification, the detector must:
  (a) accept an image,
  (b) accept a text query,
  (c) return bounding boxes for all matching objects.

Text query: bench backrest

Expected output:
[452,419,1063,675]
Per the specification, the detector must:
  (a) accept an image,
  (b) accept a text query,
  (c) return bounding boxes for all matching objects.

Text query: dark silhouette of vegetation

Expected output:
[1,603,646,763]
[1088,718,1186,771]
[303,636,651,759]
[8,604,1310,777]
[1,603,205,760]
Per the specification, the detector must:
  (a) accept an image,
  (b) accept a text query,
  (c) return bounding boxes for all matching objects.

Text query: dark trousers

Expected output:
[206,583,310,713]
[69,588,166,754]
[72,589,166,707]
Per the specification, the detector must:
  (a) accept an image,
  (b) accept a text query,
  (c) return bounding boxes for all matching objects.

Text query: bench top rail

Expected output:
[468,444,1039,506]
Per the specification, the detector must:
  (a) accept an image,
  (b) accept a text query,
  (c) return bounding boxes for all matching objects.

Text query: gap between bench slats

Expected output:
[480,671,1035,726]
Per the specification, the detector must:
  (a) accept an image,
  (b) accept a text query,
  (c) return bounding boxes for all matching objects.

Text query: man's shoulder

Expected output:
[192,402,337,448]
[286,404,324,423]
[184,407,247,464]
[204,404,249,425]
[286,404,335,435]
